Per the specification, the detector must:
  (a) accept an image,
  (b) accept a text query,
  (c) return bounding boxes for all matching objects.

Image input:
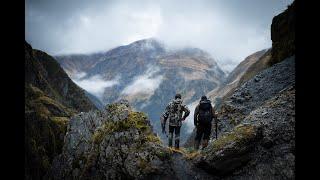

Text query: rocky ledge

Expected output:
[48,100,174,179]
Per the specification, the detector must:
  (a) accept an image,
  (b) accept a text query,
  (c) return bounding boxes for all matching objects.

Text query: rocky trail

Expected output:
[170,149,216,180]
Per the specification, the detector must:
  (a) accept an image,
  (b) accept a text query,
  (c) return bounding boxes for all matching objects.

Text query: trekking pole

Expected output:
[215,118,218,139]
[162,123,168,138]
[164,129,168,138]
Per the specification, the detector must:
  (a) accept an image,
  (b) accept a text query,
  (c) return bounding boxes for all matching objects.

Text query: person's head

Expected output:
[175,93,182,99]
[201,95,207,101]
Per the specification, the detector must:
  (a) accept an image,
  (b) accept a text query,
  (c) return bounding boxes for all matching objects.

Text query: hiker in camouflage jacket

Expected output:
[161,94,190,149]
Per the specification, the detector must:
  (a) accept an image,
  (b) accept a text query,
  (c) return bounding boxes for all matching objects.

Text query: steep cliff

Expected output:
[270,1,295,65]
[25,41,97,180]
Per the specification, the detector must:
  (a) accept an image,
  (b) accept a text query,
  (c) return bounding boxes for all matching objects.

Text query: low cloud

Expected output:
[71,71,87,79]
[184,102,198,134]
[26,0,292,72]
[73,72,119,100]
[121,66,163,96]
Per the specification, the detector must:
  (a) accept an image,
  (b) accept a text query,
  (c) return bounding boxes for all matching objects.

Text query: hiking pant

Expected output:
[168,125,181,148]
[195,123,211,144]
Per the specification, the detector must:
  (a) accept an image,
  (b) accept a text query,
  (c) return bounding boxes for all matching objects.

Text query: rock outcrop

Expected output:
[49,100,175,179]
[270,1,295,65]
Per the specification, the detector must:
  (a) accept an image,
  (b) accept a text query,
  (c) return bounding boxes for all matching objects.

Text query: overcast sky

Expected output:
[25,0,293,71]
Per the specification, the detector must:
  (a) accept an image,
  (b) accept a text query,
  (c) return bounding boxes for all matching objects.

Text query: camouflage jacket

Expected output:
[161,98,190,126]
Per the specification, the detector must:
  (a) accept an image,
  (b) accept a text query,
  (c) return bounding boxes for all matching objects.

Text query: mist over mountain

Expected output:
[26,0,293,73]
[56,38,226,143]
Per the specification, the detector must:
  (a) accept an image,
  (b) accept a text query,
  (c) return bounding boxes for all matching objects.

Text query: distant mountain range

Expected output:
[56,38,226,143]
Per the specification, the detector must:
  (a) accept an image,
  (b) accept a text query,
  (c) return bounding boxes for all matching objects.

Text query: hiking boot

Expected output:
[202,140,208,149]
[194,140,200,150]
[169,134,173,147]
[175,139,180,149]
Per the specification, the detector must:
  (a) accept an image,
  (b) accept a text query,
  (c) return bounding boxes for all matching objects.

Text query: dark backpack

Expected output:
[198,99,213,125]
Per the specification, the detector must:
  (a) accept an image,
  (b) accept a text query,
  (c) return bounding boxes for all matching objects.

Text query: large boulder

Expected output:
[48,100,174,179]
[195,124,262,175]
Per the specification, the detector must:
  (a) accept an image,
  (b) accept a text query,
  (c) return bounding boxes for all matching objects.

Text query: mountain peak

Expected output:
[128,38,165,51]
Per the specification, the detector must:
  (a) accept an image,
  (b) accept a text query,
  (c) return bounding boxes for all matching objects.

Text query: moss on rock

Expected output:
[155,148,172,161]
[92,122,114,144]
[92,107,158,145]
[212,124,257,151]
[146,134,161,144]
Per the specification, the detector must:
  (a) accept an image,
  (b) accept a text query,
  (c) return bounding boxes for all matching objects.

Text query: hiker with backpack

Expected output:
[161,93,190,149]
[194,95,217,150]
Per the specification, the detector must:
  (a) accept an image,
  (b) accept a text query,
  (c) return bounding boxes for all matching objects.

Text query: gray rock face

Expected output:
[234,87,295,179]
[207,49,268,104]
[191,57,295,179]
[48,100,174,179]
[218,56,295,135]
[63,110,107,159]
